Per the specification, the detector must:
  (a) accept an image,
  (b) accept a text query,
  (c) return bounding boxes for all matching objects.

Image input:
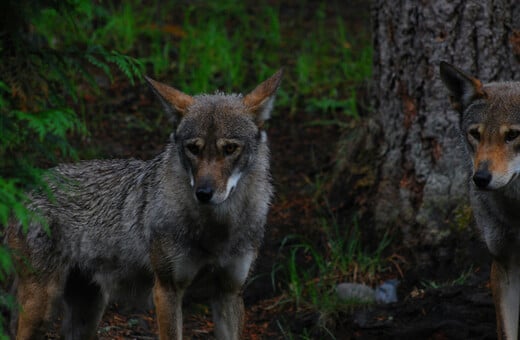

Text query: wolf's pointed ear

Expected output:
[145,76,194,116]
[439,61,486,111]
[243,68,284,126]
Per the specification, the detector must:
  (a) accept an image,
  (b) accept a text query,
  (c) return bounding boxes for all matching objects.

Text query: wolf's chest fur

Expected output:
[33,143,271,275]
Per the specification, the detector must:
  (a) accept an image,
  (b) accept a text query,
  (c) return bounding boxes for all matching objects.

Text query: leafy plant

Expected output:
[421,266,474,289]
[288,4,371,116]
[273,214,391,335]
[0,0,142,336]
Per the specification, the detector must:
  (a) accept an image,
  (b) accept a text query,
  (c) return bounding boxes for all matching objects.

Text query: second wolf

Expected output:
[441,62,520,340]
[8,69,283,339]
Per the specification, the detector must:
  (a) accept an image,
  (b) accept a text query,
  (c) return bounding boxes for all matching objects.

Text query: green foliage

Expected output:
[0,291,16,339]
[34,0,177,78]
[175,1,272,93]
[0,0,144,223]
[291,6,371,116]
[171,1,371,116]
[178,10,246,93]
[274,215,391,334]
[451,203,473,232]
[26,1,372,121]
[63,1,370,118]
[421,266,474,289]
[276,321,315,340]
[0,0,142,335]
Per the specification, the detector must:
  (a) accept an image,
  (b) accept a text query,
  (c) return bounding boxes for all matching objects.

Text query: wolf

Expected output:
[7,68,283,339]
[440,61,520,340]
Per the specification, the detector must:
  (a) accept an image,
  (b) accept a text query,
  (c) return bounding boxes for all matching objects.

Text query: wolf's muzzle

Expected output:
[195,186,214,203]
[473,169,492,189]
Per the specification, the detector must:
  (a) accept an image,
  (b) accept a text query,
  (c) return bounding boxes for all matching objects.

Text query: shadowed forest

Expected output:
[3,0,518,339]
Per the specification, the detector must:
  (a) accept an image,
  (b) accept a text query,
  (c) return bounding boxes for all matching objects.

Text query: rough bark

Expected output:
[370,0,520,252]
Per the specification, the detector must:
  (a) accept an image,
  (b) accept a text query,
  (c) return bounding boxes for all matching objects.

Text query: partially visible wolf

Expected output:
[7,69,283,339]
[440,62,520,340]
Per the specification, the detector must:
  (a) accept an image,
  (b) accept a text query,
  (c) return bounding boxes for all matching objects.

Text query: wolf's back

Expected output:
[18,157,162,273]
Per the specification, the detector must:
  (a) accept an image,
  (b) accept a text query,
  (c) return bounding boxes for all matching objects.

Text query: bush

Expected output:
[0,0,142,336]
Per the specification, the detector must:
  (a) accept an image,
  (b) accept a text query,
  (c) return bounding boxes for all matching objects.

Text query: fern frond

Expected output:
[107,50,143,85]
[85,53,113,83]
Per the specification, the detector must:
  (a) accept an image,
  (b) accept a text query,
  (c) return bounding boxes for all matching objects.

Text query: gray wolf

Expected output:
[440,61,520,340]
[7,68,283,339]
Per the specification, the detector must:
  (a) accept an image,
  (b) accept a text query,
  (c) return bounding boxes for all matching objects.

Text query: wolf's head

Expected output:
[440,62,520,190]
[146,70,282,204]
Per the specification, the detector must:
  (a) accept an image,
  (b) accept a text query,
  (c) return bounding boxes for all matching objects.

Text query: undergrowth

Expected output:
[0,0,142,336]
[421,266,475,290]
[271,209,392,336]
[38,1,371,117]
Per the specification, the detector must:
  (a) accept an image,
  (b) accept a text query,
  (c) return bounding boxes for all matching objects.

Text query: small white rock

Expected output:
[336,283,376,303]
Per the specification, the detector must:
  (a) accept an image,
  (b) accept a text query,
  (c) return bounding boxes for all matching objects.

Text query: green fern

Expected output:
[106,50,143,85]
[0,1,145,335]
[85,53,113,83]
[12,109,82,141]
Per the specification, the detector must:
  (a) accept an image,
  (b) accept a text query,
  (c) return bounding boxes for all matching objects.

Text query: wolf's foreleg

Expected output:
[153,277,184,340]
[211,292,245,340]
[211,251,255,339]
[61,268,108,340]
[491,259,520,340]
[15,274,61,340]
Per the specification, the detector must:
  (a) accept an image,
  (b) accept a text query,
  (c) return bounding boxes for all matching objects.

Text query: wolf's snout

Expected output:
[473,170,492,189]
[196,186,214,203]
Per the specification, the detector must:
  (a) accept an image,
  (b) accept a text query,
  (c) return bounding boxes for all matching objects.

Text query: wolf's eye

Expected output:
[186,144,200,155]
[223,143,238,156]
[505,130,520,143]
[468,129,480,141]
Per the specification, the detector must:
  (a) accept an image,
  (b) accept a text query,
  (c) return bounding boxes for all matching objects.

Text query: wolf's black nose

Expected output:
[473,170,492,189]
[196,187,213,202]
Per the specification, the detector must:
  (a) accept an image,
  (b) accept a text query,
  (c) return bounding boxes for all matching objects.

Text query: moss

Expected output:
[451,204,473,232]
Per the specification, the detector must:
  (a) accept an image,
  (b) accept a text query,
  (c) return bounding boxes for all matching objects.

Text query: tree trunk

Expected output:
[370,0,520,255]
